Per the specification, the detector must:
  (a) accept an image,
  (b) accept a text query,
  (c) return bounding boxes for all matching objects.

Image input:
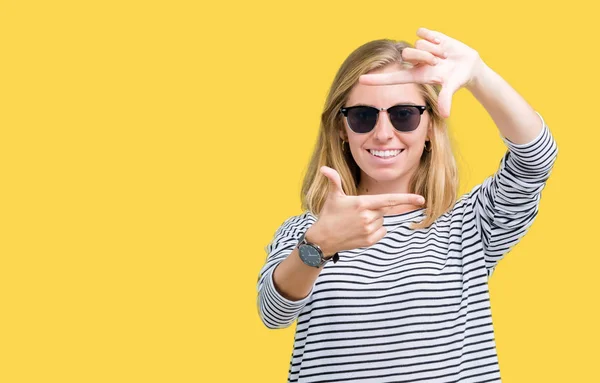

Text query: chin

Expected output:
[365,168,407,182]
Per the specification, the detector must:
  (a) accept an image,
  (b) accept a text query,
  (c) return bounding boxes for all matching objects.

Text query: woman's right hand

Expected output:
[306,166,425,257]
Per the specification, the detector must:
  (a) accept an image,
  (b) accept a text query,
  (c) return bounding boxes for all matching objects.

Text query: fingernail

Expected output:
[418,197,425,204]
[432,57,438,65]
[434,38,441,43]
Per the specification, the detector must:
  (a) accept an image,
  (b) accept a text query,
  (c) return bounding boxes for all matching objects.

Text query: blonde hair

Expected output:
[300,39,458,229]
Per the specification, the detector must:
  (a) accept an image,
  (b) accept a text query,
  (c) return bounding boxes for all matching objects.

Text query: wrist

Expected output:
[305,224,337,259]
[465,58,491,94]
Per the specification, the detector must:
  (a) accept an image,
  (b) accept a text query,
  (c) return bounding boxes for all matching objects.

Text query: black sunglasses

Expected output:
[339,104,428,134]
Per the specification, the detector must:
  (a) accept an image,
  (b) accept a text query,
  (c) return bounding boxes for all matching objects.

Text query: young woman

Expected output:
[256,27,558,382]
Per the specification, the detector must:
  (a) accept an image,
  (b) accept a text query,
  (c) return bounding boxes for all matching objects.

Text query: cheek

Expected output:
[347,141,363,158]
[347,135,365,151]
[407,125,430,147]
[404,135,423,147]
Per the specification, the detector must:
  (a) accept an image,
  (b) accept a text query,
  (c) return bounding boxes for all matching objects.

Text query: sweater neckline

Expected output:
[306,207,426,226]
[383,207,426,225]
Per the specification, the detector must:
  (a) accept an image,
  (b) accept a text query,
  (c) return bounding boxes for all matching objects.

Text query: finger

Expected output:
[415,39,448,59]
[368,225,388,245]
[359,70,415,86]
[320,166,346,196]
[371,202,420,218]
[416,27,446,45]
[362,211,384,225]
[367,217,383,237]
[437,80,460,118]
[360,70,443,86]
[366,216,384,232]
[360,193,425,210]
[402,47,439,66]
[372,204,402,216]
[372,205,392,216]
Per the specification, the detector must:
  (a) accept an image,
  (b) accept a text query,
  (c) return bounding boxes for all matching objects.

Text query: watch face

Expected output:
[299,244,322,267]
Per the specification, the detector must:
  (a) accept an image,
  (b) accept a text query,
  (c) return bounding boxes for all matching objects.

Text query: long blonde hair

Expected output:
[300,39,459,229]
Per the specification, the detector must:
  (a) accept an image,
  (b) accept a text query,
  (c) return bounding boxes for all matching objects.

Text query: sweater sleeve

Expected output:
[256,212,317,329]
[466,113,558,277]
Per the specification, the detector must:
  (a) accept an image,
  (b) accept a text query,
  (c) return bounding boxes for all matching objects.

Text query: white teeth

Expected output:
[369,149,402,158]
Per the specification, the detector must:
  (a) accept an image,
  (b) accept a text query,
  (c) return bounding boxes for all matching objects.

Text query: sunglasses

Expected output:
[339,104,428,134]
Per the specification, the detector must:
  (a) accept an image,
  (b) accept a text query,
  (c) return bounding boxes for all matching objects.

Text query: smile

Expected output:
[368,149,404,159]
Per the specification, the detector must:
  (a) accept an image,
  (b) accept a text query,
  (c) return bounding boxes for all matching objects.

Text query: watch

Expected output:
[296,230,339,268]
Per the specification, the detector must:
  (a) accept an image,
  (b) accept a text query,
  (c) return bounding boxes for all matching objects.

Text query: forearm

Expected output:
[272,247,323,301]
[466,61,543,145]
[257,213,340,329]
[257,245,320,329]
[272,225,332,301]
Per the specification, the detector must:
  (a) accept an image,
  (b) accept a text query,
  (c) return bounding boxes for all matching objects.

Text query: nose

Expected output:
[373,109,394,142]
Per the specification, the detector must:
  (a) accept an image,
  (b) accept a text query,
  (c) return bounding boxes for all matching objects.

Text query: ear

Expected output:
[426,121,434,142]
[338,129,348,141]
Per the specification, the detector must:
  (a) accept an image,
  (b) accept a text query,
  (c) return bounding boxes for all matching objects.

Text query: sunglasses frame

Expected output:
[339,104,428,134]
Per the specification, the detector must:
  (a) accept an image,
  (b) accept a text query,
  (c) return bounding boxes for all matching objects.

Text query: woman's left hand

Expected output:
[359,27,486,118]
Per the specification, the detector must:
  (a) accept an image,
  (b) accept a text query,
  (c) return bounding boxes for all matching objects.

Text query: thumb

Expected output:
[320,166,346,197]
[437,82,457,118]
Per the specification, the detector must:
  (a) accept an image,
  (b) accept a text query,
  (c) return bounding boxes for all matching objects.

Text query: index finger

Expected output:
[359,193,425,210]
[359,71,416,86]
[417,27,446,44]
[359,69,443,86]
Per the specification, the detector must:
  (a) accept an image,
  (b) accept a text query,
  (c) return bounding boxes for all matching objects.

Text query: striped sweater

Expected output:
[257,114,558,382]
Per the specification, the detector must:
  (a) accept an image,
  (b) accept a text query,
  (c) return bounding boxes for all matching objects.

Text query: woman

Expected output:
[256,27,558,382]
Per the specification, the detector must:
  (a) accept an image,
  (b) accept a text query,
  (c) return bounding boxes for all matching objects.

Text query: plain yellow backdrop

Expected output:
[1,0,598,382]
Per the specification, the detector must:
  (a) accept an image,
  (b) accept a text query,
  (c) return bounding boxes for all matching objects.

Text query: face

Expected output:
[340,63,431,193]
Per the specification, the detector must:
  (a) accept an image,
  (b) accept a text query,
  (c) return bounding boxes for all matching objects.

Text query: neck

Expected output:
[357,171,413,196]
[357,171,422,215]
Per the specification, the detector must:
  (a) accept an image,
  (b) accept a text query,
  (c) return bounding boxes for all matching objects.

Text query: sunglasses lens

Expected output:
[388,106,422,132]
[346,107,378,133]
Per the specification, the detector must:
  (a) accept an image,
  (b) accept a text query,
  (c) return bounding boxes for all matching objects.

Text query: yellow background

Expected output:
[1,0,598,382]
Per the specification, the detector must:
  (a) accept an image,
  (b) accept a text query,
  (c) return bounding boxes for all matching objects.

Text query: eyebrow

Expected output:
[346,102,420,108]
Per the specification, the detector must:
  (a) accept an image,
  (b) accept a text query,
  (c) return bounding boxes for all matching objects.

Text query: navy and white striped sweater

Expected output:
[257,114,558,383]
